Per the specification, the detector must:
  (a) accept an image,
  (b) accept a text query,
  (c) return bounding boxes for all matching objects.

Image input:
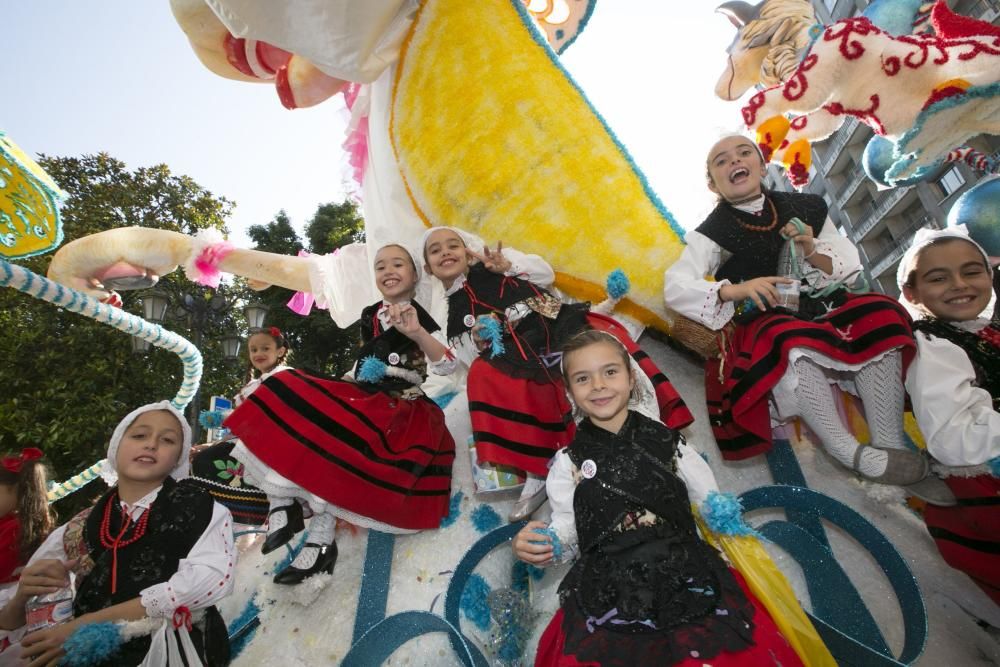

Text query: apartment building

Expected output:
[765,0,1000,296]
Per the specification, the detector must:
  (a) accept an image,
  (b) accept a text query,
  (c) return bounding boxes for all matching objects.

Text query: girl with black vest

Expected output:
[225,244,455,585]
[513,330,805,666]
[422,227,692,522]
[664,135,944,499]
[1,402,234,666]
[899,226,1000,605]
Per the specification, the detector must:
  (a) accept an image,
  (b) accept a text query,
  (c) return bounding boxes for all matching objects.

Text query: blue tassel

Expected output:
[702,491,760,537]
[198,409,225,430]
[605,269,630,300]
[440,491,464,528]
[61,622,123,666]
[477,315,505,358]
[357,355,387,383]
[471,504,502,533]
[460,573,493,631]
[530,527,563,560]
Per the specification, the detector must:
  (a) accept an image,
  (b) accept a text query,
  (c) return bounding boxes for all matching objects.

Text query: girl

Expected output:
[189,328,291,528]
[0,448,54,597]
[664,134,937,496]
[422,227,692,522]
[513,330,804,666]
[0,402,235,666]
[225,244,456,584]
[898,226,1000,604]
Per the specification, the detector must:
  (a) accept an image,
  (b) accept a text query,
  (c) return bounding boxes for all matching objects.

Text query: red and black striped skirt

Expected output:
[704,294,914,460]
[924,474,1000,605]
[224,369,455,530]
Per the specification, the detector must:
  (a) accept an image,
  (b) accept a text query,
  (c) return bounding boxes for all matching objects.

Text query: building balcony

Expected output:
[820,117,859,172]
[836,164,868,208]
[853,185,912,240]
[869,215,935,277]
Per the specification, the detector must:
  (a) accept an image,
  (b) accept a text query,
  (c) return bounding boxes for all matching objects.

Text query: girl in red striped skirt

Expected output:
[664,135,943,499]
[226,244,456,585]
[899,226,1000,605]
[422,227,692,522]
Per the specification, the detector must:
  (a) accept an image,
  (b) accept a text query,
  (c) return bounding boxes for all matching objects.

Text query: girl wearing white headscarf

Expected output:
[898,226,1000,605]
[225,243,456,585]
[0,401,235,666]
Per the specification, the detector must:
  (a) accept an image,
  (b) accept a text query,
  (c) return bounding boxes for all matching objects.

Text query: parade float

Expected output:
[4,0,1000,664]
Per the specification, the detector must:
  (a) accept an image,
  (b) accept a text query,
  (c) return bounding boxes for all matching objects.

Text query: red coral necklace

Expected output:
[734,197,779,232]
[99,493,151,594]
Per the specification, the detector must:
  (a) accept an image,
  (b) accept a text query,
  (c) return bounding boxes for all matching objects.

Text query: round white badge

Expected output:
[580,459,597,479]
[387,352,401,366]
[463,314,477,328]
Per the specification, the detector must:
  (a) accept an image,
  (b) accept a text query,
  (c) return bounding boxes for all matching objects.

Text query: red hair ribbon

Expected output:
[1,448,42,474]
[268,326,282,339]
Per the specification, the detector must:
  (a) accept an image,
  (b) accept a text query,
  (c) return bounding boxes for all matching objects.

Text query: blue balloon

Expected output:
[948,177,1000,256]
[862,136,937,188]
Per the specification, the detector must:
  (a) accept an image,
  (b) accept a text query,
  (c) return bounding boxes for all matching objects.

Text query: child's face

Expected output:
[116,410,184,484]
[904,239,992,321]
[374,245,418,302]
[248,333,285,373]
[706,136,765,203]
[564,341,635,433]
[424,229,469,285]
[0,484,16,518]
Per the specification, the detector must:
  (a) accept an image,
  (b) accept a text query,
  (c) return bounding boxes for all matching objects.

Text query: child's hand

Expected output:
[21,617,78,666]
[16,560,73,598]
[467,242,512,275]
[781,221,816,257]
[387,303,423,338]
[719,277,793,310]
[512,520,554,566]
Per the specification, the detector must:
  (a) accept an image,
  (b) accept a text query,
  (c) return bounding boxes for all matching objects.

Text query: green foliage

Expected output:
[0,154,244,505]
[243,201,365,378]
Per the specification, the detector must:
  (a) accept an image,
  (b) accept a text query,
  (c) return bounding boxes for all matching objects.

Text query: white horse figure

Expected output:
[717,0,1000,186]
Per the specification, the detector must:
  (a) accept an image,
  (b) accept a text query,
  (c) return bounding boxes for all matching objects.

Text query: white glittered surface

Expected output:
[222,339,1000,666]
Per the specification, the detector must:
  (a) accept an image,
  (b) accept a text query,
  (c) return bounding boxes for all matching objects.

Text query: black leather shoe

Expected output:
[273,542,338,585]
[261,502,305,555]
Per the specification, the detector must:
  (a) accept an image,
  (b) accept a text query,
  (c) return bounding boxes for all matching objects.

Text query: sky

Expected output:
[4,1,747,245]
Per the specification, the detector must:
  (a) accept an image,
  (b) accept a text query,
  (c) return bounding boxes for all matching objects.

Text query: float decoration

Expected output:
[0,132,66,259]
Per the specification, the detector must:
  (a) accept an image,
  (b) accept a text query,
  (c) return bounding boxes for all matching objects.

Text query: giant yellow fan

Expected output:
[0,132,65,259]
[391,0,686,330]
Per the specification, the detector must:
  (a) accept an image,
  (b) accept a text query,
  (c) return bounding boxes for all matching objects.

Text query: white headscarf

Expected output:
[418,225,486,260]
[375,242,424,283]
[896,225,994,320]
[100,401,192,486]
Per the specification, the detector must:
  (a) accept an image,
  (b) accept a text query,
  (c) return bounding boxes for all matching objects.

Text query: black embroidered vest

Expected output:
[72,479,229,666]
[914,319,1000,409]
[446,264,589,378]
[697,190,827,284]
[559,413,747,636]
[355,300,439,392]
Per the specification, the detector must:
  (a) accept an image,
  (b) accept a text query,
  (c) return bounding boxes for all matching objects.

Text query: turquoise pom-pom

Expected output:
[460,573,493,631]
[605,269,630,300]
[471,504,502,533]
[440,491,464,528]
[198,409,225,430]
[61,622,123,666]
[477,315,506,358]
[702,491,760,537]
[530,527,563,560]
[357,355,387,383]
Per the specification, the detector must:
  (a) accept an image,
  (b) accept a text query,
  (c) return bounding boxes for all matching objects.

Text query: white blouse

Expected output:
[429,248,556,377]
[27,486,236,620]
[545,441,720,564]
[905,322,1000,467]
[664,221,861,331]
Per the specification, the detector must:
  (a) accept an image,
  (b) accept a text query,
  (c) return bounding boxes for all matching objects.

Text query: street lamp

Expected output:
[131,286,244,442]
[244,302,270,331]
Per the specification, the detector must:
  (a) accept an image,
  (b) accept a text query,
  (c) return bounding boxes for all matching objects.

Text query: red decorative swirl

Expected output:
[790,116,809,130]
[783,53,817,102]
[742,91,767,127]
[881,55,900,76]
[823,94,884,135]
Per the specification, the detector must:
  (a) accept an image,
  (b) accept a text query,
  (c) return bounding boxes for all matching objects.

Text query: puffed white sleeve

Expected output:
[805,218,863,287]
[427,329,460,375]
[139,503,236,617]
[502,248,555,289]
[307,243,380,328]
[25,525,69,565]
[674,442,720,508]
[546,449,580,563]
[663,231,734,330]
[905,332,1000,466]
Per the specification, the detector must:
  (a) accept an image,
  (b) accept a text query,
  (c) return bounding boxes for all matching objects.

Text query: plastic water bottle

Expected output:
[24,586,74,632]
[775,237,801,313]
